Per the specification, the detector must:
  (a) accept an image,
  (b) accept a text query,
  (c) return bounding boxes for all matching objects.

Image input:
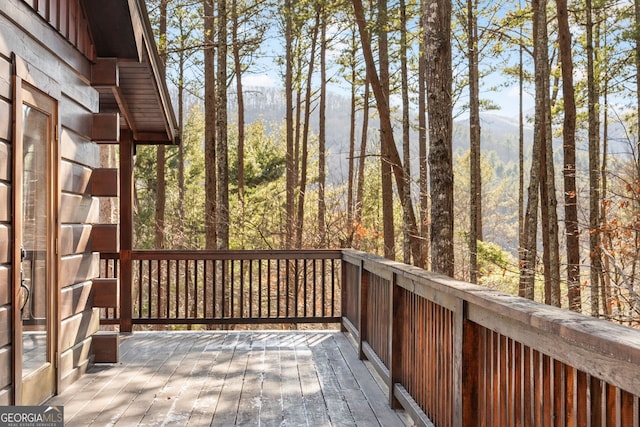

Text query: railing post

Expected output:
[119,130,133,333]
[389,272,402,409]
[459,305,479,426]
[358,259,368,360]
[340,256,347,332]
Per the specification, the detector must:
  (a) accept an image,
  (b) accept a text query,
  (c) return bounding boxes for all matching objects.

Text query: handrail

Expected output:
[341,249,640,426]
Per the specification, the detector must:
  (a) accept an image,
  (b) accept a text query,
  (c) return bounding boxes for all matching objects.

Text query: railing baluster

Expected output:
[185,259,190,319]
[195,259,199,319]
[164,259,169,320]
[248,259,253,318]
[303,259,307,318]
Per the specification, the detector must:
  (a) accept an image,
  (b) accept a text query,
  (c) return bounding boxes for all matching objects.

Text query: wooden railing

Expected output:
[100,250,342,328]
[341,249,640,427]
[100,248,640,425]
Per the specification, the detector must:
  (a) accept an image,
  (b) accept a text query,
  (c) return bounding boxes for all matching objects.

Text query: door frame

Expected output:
[11,54,61,405]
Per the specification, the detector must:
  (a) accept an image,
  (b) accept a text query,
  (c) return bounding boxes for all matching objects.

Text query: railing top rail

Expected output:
[341,248,640,389]
[130,249,343,261]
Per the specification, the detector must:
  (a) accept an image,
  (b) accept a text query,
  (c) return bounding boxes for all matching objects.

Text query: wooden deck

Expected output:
[47,331,414,426]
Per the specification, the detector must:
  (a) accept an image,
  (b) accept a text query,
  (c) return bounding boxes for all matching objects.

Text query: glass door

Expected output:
[16,84,57,405]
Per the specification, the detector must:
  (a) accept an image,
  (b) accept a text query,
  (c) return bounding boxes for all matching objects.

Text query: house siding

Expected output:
[0,0,102,403]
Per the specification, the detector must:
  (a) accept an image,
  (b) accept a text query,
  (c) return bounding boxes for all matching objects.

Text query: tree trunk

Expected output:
[295,10,320,249]
[467,0,481,283]
[353,0,422,264]
[400,0,411,264]
[204,0,217,249]
[284,0,294,249]
[177,48,185,247]
[318,7,327,248]
[232,0,245,206]
[418,0,429,269]
[518,0,525,289]
[355,82,370,229]
[557,0,581,311]
[636,0,640,184]
[520,0,545,300]
[424,0,454,277]
[542,13,561,307]
[587,0,602,315]
[347,25,357,247]
[155,0,168,249]
[378,0,395,259]
[217,0,229,249]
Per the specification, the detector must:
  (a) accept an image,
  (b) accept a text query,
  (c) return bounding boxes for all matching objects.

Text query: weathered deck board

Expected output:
[47,331,413,426]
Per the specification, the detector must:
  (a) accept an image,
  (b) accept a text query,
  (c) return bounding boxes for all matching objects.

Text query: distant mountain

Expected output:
[233,87,635,185]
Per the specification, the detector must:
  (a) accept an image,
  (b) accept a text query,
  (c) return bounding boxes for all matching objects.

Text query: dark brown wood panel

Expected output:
[0,141,10,181]
[47,0,59,31]
[58,0,68,39]
[60,160,92,195]
[92,113,120,142]
[60,224,92,256]
[0,266,9,306]
[91,224,119,253]
[91,58,119,87]
[60,193,99,224]
[0,225,9,264]
[59,308,99,352]
[91,168,118,197]
[60,253,99,289]
[0,346,10,391]
[60,128,99,169]
[60,281,94,320]
[92,332,119,363]
[93,278,118,308]
[0,182,9,222]
[0,306,9,347]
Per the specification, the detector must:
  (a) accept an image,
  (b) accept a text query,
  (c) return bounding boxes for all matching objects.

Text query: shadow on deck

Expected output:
[47,331,414,426]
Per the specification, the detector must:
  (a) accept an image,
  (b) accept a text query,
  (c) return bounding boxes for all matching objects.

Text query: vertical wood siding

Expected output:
[23,0,95,60]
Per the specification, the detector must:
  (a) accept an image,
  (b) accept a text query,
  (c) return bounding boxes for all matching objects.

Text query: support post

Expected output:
[119,130,133,333]
[340,257,347,332]
[389,272,402,409]
[460,306,479,426]
[358,259,368,360]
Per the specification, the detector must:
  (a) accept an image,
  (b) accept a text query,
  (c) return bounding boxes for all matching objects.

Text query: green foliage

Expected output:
[228,119,286,191]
